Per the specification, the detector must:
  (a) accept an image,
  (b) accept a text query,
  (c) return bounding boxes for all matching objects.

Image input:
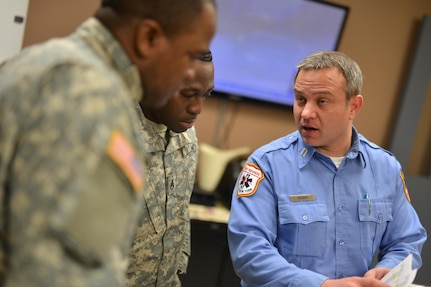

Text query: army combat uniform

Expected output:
[0,18,145,287]
[126,105,198,287]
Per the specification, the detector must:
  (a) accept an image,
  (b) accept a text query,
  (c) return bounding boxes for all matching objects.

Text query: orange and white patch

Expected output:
[236,162,265,198]
[400,171,411,203]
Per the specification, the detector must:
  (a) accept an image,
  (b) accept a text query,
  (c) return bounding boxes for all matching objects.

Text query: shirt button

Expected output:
[378,214,383,221]
[338,205,343,211]
[302,215,308,221]
[339,240,345,246]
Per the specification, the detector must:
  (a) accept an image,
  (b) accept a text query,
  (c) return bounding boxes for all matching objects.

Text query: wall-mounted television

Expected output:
[210,0,349,107]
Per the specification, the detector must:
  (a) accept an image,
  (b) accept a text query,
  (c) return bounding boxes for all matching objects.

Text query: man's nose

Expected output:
[183,67,196,82]
[188,96,203,115]
[301,102,316,119]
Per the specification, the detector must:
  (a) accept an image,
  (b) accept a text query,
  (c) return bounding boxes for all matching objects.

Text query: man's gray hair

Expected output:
[295,50,363,99]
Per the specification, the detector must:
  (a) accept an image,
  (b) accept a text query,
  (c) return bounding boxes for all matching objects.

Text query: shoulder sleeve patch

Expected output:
[107,130,144,192]
[236,162,265,198]
[400,171,411,203]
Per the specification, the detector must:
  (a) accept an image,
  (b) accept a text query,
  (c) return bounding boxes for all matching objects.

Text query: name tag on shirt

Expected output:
[289,194,316,202]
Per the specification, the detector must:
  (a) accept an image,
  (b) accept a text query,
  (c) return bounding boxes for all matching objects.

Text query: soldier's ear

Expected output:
[134,19,166,58]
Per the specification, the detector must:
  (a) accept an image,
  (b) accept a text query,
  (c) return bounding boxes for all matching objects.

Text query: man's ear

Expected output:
[134,19,165,58]
[349,94,363,120]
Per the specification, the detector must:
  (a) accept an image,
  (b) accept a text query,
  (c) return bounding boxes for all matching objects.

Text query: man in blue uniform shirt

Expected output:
[227,50,427,287]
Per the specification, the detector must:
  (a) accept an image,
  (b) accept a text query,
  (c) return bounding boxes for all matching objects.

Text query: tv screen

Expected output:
[210,0,349,107]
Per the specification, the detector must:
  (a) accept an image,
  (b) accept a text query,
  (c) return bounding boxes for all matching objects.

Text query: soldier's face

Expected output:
[145,59,214,133]
[138,2,217,109]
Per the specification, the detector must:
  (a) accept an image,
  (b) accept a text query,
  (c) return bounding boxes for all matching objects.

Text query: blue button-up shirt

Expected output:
[228,128,427,287]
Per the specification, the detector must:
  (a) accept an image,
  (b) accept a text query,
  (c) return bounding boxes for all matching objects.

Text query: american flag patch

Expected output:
[107,130,144,192]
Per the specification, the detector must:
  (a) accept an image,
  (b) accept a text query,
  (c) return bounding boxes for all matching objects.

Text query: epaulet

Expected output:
[283,132,299,149]
[359,134,394,156]
[252,132,298,160]
[267,132,298,154]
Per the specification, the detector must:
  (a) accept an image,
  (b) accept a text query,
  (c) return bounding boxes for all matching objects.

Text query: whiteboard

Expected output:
[0,0,29,62]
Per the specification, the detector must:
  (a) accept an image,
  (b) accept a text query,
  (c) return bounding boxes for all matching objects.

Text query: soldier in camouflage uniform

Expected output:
[0,0,217,286]
[126,51,214,287]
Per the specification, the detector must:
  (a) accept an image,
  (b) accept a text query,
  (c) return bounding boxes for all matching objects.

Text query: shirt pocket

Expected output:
[181,142,198,158]
[278,202,330,257]
[358,199,393,258]
[167,174,190,221]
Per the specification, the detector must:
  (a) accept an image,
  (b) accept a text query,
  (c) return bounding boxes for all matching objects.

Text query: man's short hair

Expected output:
[101,0,216,36]
[295,50,363,99]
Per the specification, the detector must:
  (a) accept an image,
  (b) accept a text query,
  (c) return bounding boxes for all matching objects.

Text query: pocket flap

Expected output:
[181,142,198,157]
[358,199,393,223]
[279,202,330,225]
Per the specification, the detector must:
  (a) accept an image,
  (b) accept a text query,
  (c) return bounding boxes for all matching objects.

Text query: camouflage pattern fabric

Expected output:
[0,18,145,287]
[126,105,198,287]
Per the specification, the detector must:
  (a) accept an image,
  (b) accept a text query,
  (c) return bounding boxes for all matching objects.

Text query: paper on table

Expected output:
[381,254,417,287]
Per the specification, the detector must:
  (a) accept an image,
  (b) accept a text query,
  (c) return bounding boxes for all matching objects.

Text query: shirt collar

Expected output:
[298,127,366,169]
[135,103,188,154]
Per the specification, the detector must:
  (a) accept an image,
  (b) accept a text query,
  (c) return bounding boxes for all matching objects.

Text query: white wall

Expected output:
[0,0,29,62]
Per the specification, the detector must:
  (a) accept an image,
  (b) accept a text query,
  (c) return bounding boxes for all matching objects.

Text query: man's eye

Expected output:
[295,97,305,104]
[319,99,328,105]
[205,91,213,98]
[181,92,196,98]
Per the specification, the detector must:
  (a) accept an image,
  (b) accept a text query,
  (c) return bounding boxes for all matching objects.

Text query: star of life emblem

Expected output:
[236,162,265,198]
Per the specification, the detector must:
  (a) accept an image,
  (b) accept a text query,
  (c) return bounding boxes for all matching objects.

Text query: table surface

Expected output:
[188,203,230,224]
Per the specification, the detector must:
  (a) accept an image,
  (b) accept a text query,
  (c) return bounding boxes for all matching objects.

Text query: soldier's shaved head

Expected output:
[100,0,216,36]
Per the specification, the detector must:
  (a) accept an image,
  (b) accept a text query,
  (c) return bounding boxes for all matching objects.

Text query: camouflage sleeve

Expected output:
[1,62,144,286]
[39,63,144,266]
[0,77,20,280]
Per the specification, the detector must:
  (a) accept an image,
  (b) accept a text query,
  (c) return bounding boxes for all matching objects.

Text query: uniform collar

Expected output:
[298,127,366,169]
[345,127,363,161]
[134,103,193,155]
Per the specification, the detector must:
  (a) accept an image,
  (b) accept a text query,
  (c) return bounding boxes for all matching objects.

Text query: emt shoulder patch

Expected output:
[400,171,411,203]
[236,162,264,198]
[107,130,144,192]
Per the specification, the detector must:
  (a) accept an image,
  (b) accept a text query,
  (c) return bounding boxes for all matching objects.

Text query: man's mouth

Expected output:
[183,118,196,125]
[180,119,196,129]
[302,126,318,131]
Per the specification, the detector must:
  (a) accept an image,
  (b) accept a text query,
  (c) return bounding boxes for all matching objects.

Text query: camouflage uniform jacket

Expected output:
[126,105,198,287]
[0,18,146,287]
